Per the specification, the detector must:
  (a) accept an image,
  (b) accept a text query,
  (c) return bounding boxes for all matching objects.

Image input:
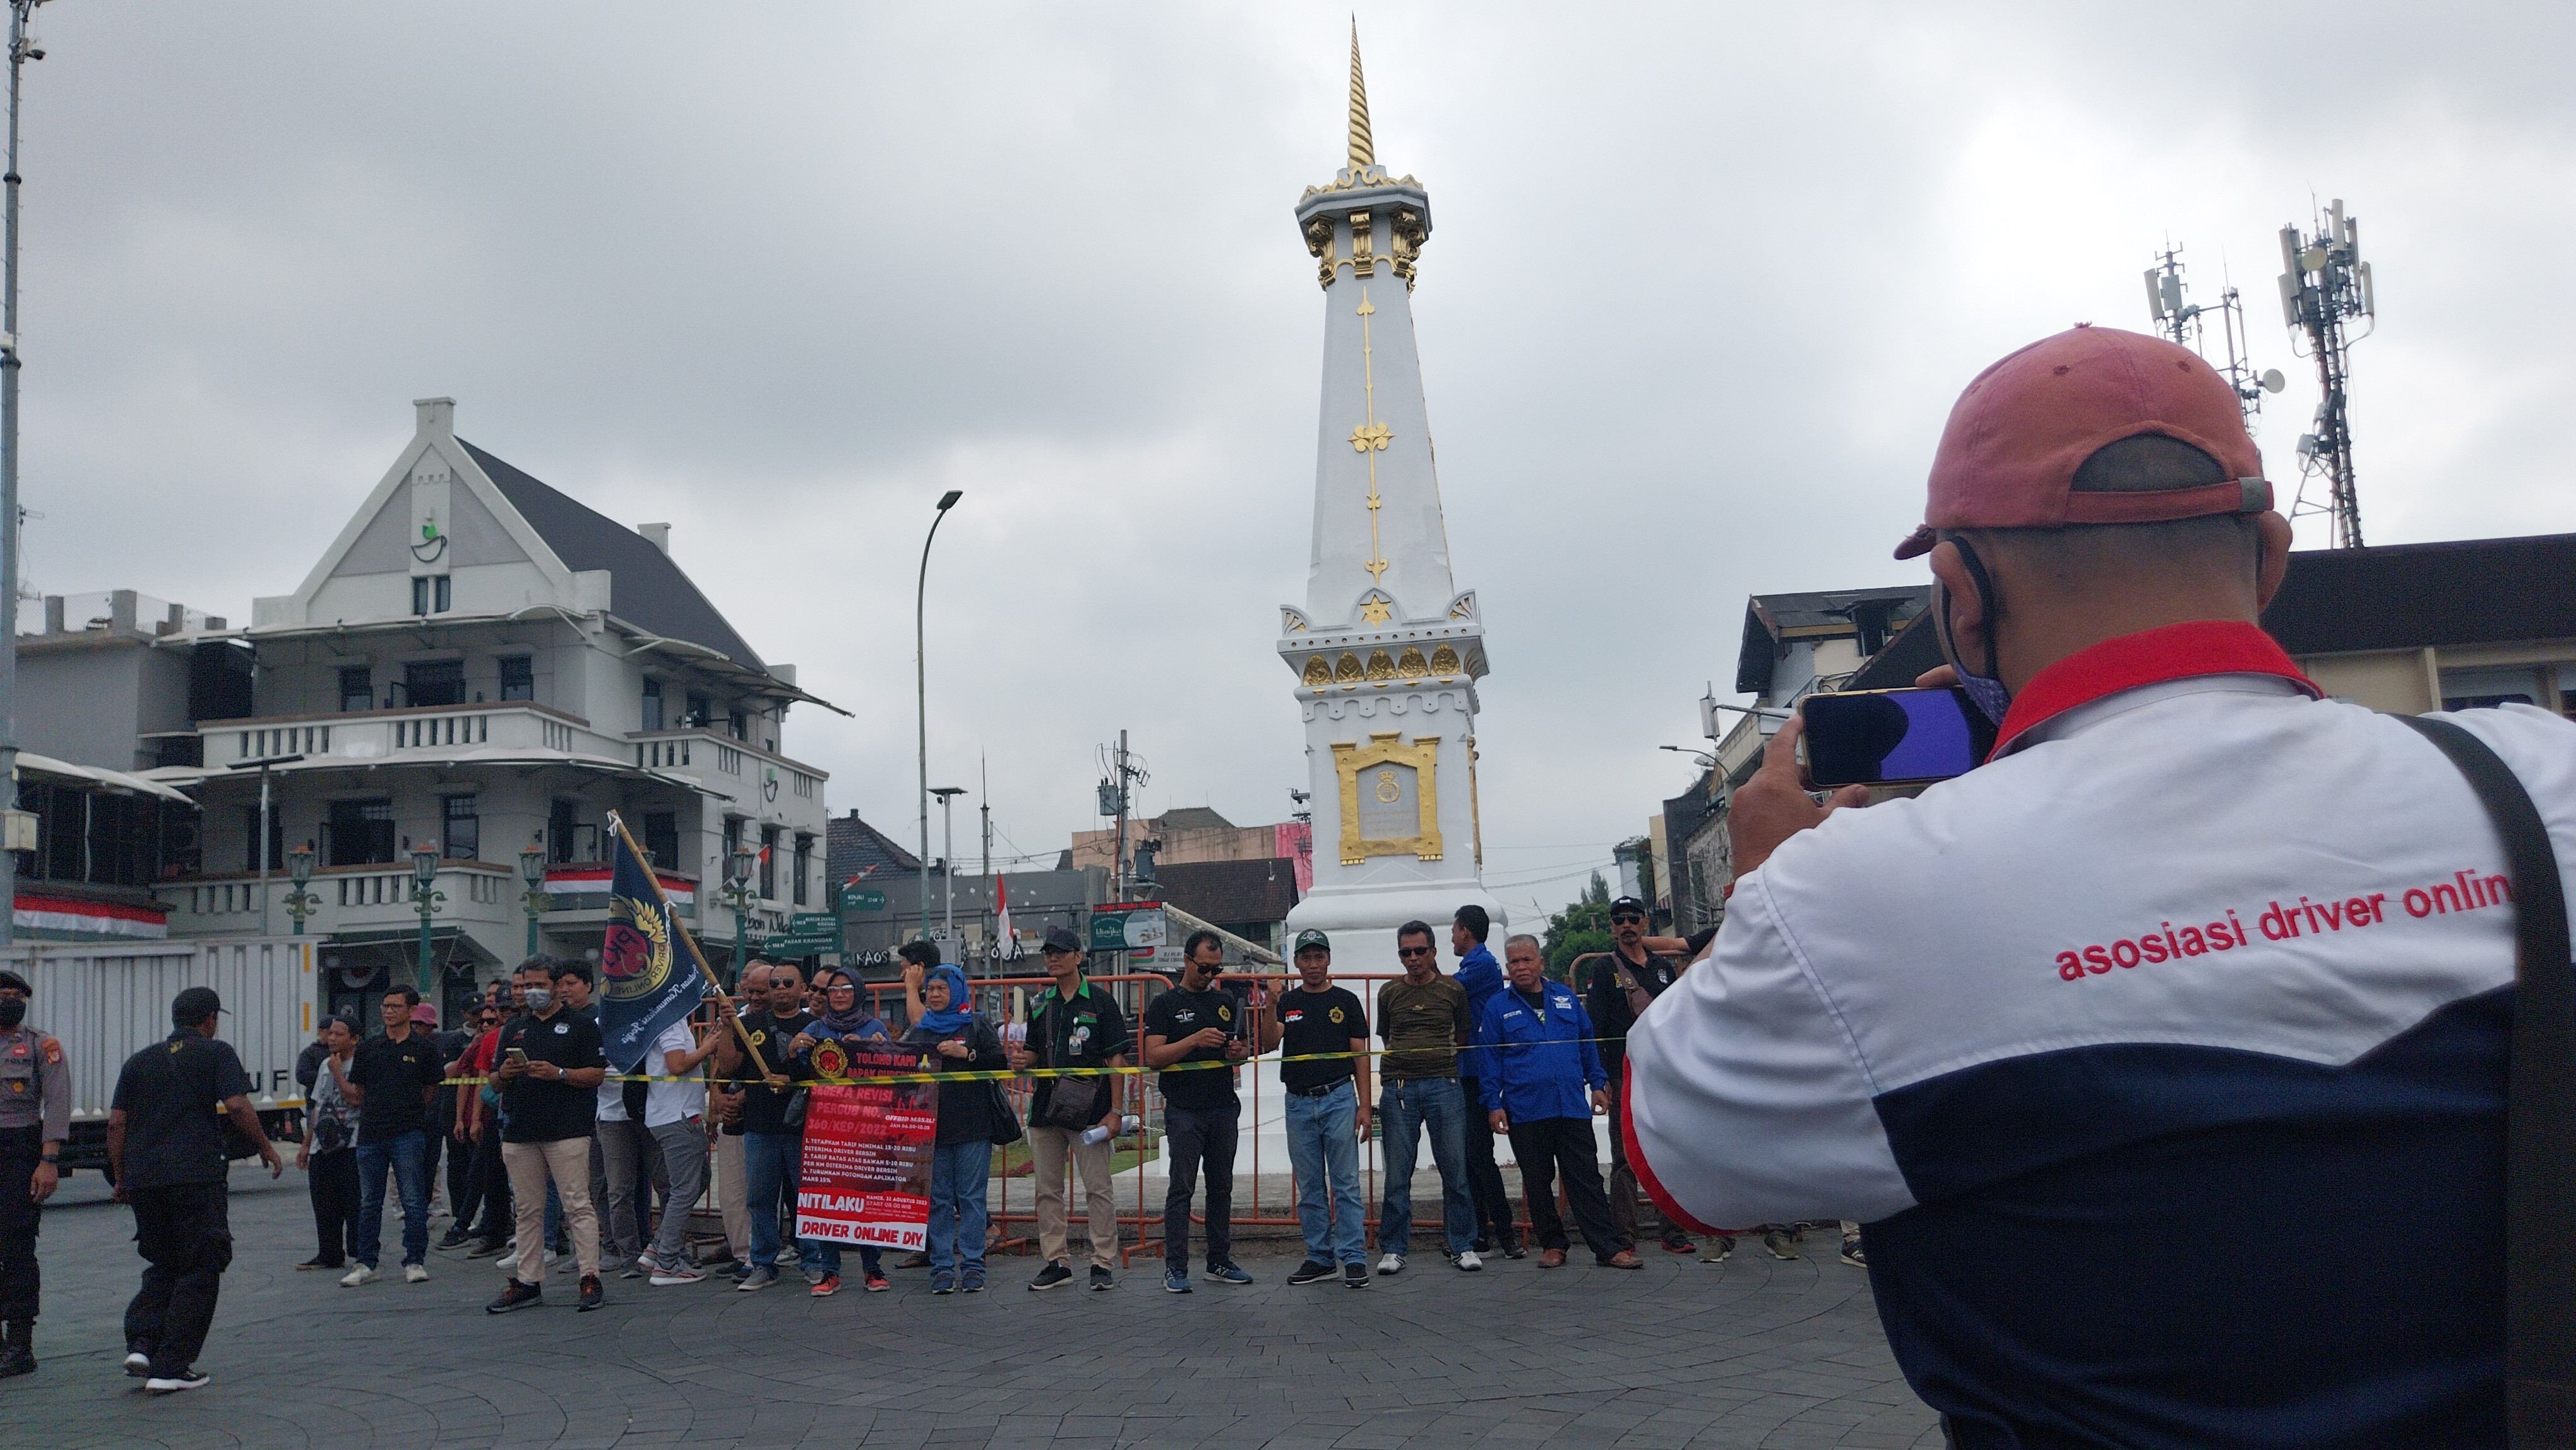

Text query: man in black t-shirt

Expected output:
[1006,927,1132,1291]
[107,986,283,1393]
[1584,897,1702,1255]
[484,957,609,1314]
[1273,930,1373,1287]
[339,987,444,1286]
[1141,932,1264,1291]
[707,962,768,1277]
[710,960,812,1292]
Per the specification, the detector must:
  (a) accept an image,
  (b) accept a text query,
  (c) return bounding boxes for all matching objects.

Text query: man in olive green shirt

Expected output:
[1371,921,1479,1273]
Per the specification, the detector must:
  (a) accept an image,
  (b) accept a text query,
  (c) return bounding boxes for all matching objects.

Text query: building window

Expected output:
[643,811,678,869]
[498,656,534,702]
[2440,666,2541,712]
[242,807,286,875]
[412,575,451,615]
[339,666,374,713]
[759,825,778,899]
[549,797,580,863]
[686,692,712,729]
[441,794,479,860]
[792,834,811,906]
[327,798,396,868]
[641,679,664,733]
[406,660,465,709]
[722,816,742,878]
[727,709,748,742]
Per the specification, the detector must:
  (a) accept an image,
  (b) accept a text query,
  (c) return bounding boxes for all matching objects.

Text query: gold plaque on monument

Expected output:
[1331,732,1442,865]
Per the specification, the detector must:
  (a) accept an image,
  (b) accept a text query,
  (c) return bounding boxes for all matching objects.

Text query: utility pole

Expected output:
[1111,731,1130,902]
[2277,200,2375,549]
[979,755,992,974]
[0,1,45,950]
[931,784,965,943]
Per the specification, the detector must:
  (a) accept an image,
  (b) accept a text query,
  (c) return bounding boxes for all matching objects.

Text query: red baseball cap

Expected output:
[1893,325,2270,560]
[410,1002,438,1026]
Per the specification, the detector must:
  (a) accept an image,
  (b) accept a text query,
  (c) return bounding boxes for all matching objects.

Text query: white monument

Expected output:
[1275,30,1505,973]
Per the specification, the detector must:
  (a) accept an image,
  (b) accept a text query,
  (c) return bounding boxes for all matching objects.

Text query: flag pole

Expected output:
[605,810,770,1079]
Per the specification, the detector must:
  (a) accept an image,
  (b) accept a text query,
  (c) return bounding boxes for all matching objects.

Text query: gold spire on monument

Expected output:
[1346,20,1374,171]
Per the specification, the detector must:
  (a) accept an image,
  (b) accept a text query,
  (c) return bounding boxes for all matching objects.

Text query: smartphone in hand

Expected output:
[1799,687,1995,789]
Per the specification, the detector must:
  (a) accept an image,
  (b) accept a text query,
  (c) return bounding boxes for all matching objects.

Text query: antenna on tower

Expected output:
[2144,242,2286,431]
[2277,197,2374,549]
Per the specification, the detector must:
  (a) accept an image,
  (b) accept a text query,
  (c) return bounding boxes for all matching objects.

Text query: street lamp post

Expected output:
[915,489,963,948]
[721,843,758,990]
[931,785,965,945]
[408,846,444,1000]
[518,842,548,959]
[0,2,47,950]
[283,842,319,936]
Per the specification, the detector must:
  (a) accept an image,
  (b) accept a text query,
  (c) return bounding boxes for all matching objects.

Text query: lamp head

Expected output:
[288,842,316,887]
[936,489,963,512]
[730,844,756,887]
[519,842,547,887]
[410,847,441,887]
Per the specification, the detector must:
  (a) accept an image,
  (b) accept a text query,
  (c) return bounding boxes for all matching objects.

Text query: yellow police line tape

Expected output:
[438,1038,1635,1090]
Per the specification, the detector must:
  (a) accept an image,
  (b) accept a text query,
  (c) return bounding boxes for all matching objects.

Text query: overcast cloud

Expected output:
[15,2,2572,925]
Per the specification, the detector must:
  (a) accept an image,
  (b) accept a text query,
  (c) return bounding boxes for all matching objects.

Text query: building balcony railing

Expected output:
[199,703,597,770]
[162,860,517,938]
[626,728,824,795]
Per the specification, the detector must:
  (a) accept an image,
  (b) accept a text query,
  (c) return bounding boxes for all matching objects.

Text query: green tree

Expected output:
[1543,882,1614,980]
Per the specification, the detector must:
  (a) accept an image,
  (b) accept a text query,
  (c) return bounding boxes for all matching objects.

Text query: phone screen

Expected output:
[503,1047,530,1068]
[1801,687,1995,788]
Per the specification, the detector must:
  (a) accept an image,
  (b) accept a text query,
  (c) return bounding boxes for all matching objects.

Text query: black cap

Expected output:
[1040,925,1084,956]
[171,986,224,1026]
[1610,896,1649,916]
[0,969,29,997]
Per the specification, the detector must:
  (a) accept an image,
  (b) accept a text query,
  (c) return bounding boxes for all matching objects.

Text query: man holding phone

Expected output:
[1623,325,2575,1447]
[484,956,608,1314]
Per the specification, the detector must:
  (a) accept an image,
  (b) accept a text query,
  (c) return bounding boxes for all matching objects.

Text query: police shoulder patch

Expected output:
[43,1040,62,1065]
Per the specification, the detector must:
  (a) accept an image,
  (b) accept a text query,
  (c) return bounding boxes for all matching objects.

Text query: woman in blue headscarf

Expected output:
[900,959,1010,1294]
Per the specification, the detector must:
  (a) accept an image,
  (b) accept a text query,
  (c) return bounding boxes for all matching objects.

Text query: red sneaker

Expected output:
[809,1272,840,1298]
[864,1270,890,1293]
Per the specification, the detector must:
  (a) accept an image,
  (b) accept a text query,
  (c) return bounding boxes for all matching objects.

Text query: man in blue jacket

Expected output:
[1476,935,1641,1269]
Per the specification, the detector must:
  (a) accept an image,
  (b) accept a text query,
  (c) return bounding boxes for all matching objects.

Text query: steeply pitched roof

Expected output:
[462,441,765,671]
[1152,857,1300,929]
[1735,586,1930,696]
[828,812,922,887]
[2262,533,2576,656]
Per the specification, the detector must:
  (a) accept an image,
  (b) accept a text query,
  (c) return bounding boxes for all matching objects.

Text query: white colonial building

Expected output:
[148,397,837,1019]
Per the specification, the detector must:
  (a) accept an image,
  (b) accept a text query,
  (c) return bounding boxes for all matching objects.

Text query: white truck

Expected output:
[0,936,318,1175]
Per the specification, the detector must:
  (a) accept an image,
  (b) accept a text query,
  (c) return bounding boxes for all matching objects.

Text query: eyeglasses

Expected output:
[1397,945,1435,959]
[1610,913,1644,925]
[826,985,858,995]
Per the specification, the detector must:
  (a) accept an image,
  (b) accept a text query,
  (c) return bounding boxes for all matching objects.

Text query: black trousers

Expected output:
[1506,1117,1629,1262]
[124,1182,232,1376]
[464,1129,511,1242]
[0,1125,42,1324]
[1456,1077,1520,1251]
[1160,1104,1237,1270]
[306,1149,358,1267]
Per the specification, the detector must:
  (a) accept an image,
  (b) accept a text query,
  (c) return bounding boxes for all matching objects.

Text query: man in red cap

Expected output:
[1623,326,2573,1447]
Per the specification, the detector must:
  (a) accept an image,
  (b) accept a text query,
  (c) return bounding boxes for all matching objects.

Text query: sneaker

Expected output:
[1376,1252,1404,1275]
[1500,1242,1527,1261]
[339,1265,378,1288]
[403,1263,429,1284]
[620,1255,650,1281]
[1839,1237,1867,1268]
[464,1240,504,1260]
[960,1269,986,1293]
[1286,1259,1335,1286]
[1088,1266,1114,1291]
[650,1261,705,1287]
[1662,1235,1698,1254]
[809,1273,841,1298]
[1206,1261,1253,1285]
[723,1261,751,1282]
[1163,1269,1193,1294]
[295,1256,333,1271]
[1763,1230,1801,1261]
[736,1266,780,1293]
[931,1271,957,1295]
[124,1351,152,1377]
[1700,1237,1735,1264]
[802,1267,829,1288]
[578,1274,605,1311]
[1450,1250,1483,1272]
[1028,1262,1075,1291]
[863,1269,890,1293]
[1342,1262,1371,1288]
[145,1370,211,1394]
[436,1230,472,1251]
[1470,1237,1492,1253]
[485,1279,544,1314]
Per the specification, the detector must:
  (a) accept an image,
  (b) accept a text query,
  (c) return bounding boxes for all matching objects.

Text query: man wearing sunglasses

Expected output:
[1585,897,1704,1258]
[1373,921,1479,1275]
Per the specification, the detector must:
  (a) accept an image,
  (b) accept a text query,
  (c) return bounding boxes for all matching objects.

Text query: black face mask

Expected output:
[0,998,25,1029]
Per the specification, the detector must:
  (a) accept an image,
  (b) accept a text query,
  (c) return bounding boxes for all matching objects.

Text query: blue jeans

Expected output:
[352,1129,431,1269]
[1376,1077,1474,1255]
[928,1140,993,1276]
[742,1132,802,1271]
[1284,1081,1368,1266]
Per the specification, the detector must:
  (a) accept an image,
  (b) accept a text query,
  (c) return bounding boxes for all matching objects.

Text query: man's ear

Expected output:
[1926,539,1991,669]
[2252,512,2294,613]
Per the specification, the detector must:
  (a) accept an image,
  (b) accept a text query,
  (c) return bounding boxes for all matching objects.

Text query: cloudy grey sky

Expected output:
[16,3,2572,925]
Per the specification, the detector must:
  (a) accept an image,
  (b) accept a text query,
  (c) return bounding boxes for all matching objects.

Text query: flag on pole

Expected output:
[599,815,707,1074]
[994,875,1015,959]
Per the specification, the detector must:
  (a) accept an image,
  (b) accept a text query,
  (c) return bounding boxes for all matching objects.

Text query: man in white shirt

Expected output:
[597,1013,721,1286]
[1625,325,2573,1448]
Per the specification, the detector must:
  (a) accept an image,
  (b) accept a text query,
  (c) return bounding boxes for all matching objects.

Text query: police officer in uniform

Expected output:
[0,969,66,1377]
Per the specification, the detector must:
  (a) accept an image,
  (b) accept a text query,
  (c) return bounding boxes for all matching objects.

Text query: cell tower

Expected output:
[2144,243,2285,429]
[2277,199,2375,549]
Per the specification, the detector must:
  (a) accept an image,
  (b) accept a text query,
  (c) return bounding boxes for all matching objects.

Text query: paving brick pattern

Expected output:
[14,1168,1941,1448]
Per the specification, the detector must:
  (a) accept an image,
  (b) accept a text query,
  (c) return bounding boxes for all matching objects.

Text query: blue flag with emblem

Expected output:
[598,813,706,1076]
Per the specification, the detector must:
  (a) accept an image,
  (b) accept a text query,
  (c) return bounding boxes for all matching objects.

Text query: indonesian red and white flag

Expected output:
[994,876,1015,956]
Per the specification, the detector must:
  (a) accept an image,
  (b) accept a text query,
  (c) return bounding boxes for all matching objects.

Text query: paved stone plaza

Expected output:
[15,1168,1940,1449]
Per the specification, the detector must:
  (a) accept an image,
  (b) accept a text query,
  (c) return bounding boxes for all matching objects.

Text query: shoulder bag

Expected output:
[2399,716,2573,1449]
[1037,994,1104,1132]
[978,1021,1024,1146]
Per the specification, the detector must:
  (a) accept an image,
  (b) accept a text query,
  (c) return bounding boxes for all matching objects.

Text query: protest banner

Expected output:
[794,1039,937,1250]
